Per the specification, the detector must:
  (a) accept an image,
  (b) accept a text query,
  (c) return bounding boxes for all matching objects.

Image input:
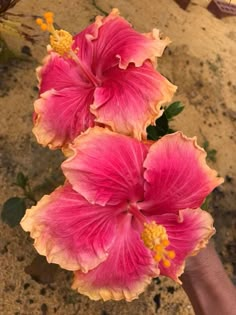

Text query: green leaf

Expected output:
[1,197,26,227]
[201,194,212,210]
[167,128,175,134]
[203,140,209,150]
[147,125,159,140]
[155,114,169,136]
[203,140,217,162]
[147,113,169,140]
[147,102,184,140]
[165,101,184,120]
[147,115,168,140]
[207,149,217,163]
[16,172,28,189]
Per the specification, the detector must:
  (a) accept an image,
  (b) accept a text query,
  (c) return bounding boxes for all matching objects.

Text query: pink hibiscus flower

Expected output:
[33,9,176,149]
[21,127,223,301]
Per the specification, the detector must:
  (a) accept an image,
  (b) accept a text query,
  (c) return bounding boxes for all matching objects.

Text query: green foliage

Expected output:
[33,173,64,197]
[14,171,36,203]
[1,172,36,228]
[147,101,184,140]
[164,101,184,120]
[203,140,217,163]
[1,197,26,227]
[201,194,212,210]
[1,170,64,228]
[147,114,169,140]
[15,171,28,189]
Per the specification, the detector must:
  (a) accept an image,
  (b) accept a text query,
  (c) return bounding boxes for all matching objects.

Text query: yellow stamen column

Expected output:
[36,12,73,56]
[141,221,176,268]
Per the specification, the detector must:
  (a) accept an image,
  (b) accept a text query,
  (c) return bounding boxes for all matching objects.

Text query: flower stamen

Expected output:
[35,12,101,86]
[36,12,73,56]
[141,221,176,268]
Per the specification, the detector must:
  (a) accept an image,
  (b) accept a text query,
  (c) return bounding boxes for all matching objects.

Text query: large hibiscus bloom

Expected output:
[33,9,176,149]
[21,127,223,301]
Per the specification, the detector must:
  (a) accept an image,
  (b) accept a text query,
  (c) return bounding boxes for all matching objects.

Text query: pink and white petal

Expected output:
[73,8,170,73]
[91,61,176,140]
[62,127,148,206]
[20,183,118,272]
[141,132,224,214]
[142,28,171,67]
[151,208,215,281]
[37,52,90,94]
[72,213,159,301]
[33,87,95,149]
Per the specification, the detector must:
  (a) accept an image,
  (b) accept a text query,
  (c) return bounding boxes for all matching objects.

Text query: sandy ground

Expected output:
[0,0,235,314]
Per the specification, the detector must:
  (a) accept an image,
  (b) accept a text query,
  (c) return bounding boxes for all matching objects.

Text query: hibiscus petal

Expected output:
[20,184,118,272]
[72,214,159,301]
[37,52,89,94]
[33,87,95,149]
[91,61,176,139]
[62,127,148,206]
[151,208,215,281]
[141,132,224,214]
[73,8,171,73]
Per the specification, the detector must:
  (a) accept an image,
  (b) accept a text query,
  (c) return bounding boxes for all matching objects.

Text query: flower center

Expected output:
[36,12,101,87]
[141,221,176,268]
[36,12,73,56]
[127,203,176,268]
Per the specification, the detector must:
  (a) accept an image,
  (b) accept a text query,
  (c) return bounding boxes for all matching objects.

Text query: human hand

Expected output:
[180,242,236,315]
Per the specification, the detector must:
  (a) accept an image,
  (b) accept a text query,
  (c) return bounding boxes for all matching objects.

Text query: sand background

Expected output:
[0,0,235,314]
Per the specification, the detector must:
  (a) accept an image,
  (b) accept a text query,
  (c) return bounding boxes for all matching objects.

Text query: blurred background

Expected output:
[0,0,235,314]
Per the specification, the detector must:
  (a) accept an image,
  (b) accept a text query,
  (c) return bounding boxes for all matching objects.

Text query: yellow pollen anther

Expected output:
[162,239,170,247]
[44,12,54,18]
[46,17,53,24]
[36,18,43,25]
[35,12,73,56]
[163,259,171,268]
[154,244,163,252]
[40,23,48,31]
[154,253,162,262]
[167,250,176,259]
[141,221,176,268]
[44,12,54,24]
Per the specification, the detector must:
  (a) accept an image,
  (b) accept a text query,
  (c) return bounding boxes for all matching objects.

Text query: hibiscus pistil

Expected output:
[36,12,73,56]
[36,12,101,86]
[141,221,176,268]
